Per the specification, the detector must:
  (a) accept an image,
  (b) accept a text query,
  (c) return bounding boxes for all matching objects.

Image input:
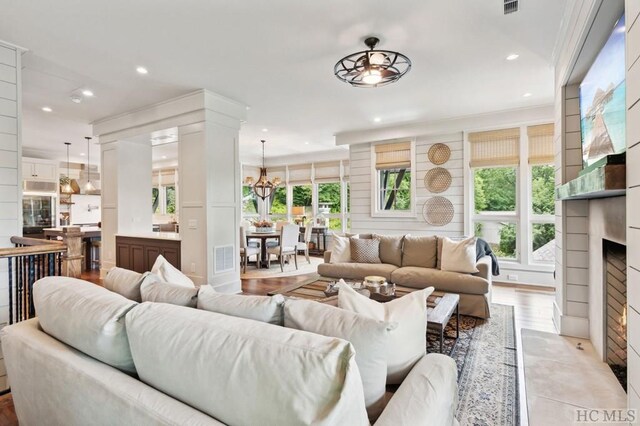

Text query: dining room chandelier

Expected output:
[244,140,281,200]
[334,36,412,88]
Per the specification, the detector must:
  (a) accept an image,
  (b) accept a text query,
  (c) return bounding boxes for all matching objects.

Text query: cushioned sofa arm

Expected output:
[374,354,459,426]
[324,250,332,263]
[474,255,491,282]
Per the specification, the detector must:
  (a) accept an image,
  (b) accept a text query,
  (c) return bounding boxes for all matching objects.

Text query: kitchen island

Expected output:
[115,232,181,273]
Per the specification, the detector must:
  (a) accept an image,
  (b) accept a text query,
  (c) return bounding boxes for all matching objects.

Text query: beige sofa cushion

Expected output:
[401,235,437,268]
[103,267,146,302]
[318,262,398,281]
[197,284,285,325]
[140,277,198,307]
[126,302,369,426]
[284,299,395,420]
[33,277,138,374]
[391,266,489,295]
[373,234,404,266]
[350,238,381,263]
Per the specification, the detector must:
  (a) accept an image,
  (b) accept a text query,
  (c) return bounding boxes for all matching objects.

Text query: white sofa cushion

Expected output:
[441,236,479,274]
[330,234,358,263]
[33,277,138,374]
[197,285,285,325]
[284,299,395,420]
[150,255,194,287]
[140,276,199,307]
[103,267,159,302]
[126,303,369,426]
[338,280,433,384]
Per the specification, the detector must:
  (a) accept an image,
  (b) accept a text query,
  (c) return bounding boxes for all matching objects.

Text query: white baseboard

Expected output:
[554,301,590,338]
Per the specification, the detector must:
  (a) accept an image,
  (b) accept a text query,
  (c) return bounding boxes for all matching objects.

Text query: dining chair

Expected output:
[296,224,314,264]
[266,224,300,272]
[267,220,289,248]
[239,226,260,273]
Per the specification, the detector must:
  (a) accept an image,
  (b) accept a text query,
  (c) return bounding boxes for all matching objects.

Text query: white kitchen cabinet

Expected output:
[22,158,58,181]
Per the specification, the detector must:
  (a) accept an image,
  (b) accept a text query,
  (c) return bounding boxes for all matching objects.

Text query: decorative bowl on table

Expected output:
[253,220,275,233]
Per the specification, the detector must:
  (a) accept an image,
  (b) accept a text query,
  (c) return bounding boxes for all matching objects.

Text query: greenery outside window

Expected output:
[268,186,287,221]
[242,186,258,220]
[530,164,555,263]
[152,185,176,215]
[318,182,342,231]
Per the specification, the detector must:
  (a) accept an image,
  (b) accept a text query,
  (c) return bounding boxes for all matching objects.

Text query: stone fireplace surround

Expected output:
[589,196,626,362]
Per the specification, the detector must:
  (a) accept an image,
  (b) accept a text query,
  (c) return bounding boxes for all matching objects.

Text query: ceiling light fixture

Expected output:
[162,155,167,159]
[84,136,95,192]
[506,54,520,61]
[82,89,94,97]
[42,106,52,112]
[334,36,411,88]
[523,92,532,97]
[136,66,148,74]
[373,117,382,123]
[61,142,74,194]
[262,128,268,132]
[244,140,281,200]
[70,95,82,104]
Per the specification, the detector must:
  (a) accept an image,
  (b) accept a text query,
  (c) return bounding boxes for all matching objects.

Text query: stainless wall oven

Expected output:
[22,194,56,239]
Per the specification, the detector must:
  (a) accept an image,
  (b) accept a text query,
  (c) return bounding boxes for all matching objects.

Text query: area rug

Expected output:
[240,256,323,279]
[428,304,519,426]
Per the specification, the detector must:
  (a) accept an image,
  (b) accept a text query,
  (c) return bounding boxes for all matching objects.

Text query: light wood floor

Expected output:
[0,271,556,424]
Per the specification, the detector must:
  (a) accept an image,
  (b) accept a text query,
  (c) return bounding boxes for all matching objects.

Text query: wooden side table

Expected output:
[427,293,460,353]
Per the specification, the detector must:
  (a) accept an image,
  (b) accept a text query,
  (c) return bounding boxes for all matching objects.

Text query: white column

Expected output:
[100,139,152,275]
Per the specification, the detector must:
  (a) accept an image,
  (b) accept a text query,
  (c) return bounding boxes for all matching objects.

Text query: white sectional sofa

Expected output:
[2,276,460,426]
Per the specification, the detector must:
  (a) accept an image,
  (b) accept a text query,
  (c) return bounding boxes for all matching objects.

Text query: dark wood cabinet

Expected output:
[116,235,181,273]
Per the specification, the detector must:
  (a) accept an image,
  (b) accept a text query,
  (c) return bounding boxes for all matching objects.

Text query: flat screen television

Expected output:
[579,13,626,169]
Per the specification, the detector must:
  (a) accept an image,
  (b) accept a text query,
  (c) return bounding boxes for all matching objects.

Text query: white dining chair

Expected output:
[266,224,300,272]
[296,223,314,264]
[239,226,260,273]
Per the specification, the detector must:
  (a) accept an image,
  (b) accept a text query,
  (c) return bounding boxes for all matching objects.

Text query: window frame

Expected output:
[370,139,417,218]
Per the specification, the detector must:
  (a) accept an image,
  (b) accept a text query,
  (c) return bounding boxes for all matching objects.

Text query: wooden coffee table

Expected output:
[268,276,461,353]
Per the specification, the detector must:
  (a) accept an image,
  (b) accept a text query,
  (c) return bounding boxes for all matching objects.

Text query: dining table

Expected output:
[245,230,280,268]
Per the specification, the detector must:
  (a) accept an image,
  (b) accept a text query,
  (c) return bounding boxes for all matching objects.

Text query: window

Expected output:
[268,186,287,221]
[242,185,258,220]
[372,141,415,216]
[152,169,178,217]
[469,124,555,266]
[318,182,342,231]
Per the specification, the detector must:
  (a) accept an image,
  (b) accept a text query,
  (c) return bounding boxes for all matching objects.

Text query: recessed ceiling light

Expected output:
[41,106,52,112]
[162,156,167,159]
[70,95,82,104]
[262,128,268,132]
[82,89,94,97]
[373,117,381,123]
[506,54,519,61]
[304,141,310,145]
[523,92,532,97]
[136,66,148,75]
[80,153,85,156]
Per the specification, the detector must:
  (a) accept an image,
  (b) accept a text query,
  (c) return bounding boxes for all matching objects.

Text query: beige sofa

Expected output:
[318,234,492,318]
[2,276,459,426]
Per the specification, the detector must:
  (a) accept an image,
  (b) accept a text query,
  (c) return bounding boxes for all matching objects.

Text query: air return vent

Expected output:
[214,245,234,273]
[504,0,518,14]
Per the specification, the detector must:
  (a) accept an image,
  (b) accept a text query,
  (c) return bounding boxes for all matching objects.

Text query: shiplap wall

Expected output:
[0,41,21,392]
[349,132,463,237]
[554,83,590,338]
[625,0,640,414]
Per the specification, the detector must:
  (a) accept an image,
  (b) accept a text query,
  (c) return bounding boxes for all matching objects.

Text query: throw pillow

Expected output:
[401,235,438,268]
[103,267,145,302]
[350,238,381,264]
[284,299,396,420]
[373,234,405,266]
[441,236,478,274]
[338,280,433,384]
[330,234,358,263]
[140,277,199,307]
[150,255,195,287]
[197,285,285,325]
[33,277,138,374]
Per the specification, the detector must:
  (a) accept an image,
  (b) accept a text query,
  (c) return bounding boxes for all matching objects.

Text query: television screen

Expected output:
[579,13,626,169]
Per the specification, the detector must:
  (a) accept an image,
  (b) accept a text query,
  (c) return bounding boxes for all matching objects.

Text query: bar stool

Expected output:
[90,240,101,270]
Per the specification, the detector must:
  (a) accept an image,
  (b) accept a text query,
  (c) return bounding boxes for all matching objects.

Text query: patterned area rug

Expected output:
[426,304,518,426]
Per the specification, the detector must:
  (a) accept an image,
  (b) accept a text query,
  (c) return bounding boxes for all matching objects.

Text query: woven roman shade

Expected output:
[288,164,312,184]
[375,142,411,170]
[527,124,555,165]
[314,161,341,182]
[469,128,520,167]
[153,169,178,186]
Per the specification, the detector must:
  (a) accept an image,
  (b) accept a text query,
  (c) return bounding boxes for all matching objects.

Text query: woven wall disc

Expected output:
[424,167,452,193]
[422,197,454,226]
[427,143,451,165]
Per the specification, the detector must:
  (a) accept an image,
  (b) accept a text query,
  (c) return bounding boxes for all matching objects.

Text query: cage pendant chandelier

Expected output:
[334,37,412,88]
[246,140,281,200]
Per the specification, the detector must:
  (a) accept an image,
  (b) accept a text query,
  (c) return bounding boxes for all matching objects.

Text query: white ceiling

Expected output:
[0,0,567,163]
